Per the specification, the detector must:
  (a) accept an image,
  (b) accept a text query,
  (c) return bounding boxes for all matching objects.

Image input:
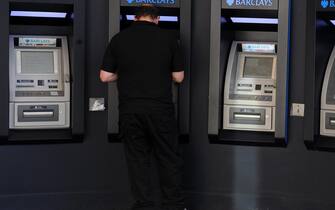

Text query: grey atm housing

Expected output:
[9,35,71,129]
[223,41,277,132]
[208,0,291,141]
[320,46,335,137]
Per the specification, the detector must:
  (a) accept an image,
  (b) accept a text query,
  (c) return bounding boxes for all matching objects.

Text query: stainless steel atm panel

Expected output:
[320,46,335,137]
[9,36,71,129]
[223,41,277,132]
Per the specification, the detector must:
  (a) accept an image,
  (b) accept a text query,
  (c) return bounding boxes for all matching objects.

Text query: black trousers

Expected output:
[119,113,184,210]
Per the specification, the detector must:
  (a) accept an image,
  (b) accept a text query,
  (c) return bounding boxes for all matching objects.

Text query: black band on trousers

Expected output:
[119,113,184,210]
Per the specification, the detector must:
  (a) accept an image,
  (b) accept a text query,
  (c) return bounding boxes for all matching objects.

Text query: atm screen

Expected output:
[243,57,273,79]
[21,51,55,74]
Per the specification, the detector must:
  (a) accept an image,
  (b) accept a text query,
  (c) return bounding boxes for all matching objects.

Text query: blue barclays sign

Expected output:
[121,0,180,8]
[317,0,335,11]
[222,0,278,10]
[320,0,335,9]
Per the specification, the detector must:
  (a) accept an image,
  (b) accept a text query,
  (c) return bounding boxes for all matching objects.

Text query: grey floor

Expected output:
[1,192,335,210]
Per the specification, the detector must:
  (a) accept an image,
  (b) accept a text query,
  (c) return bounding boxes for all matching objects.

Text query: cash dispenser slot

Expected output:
[224,105,274,132]
[10,102,69,130]
[229,107,267,126]
[18,105,59,122]
[234,113,261,120]
[23,111,54,118]
[324,112,335,130]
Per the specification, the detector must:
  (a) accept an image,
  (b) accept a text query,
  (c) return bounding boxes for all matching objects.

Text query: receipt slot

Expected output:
[208,0,291,145]
[107,0,191,142]
[0,1,86,142]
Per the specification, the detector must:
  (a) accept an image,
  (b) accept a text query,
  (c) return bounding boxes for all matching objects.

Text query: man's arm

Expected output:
[100,36,118,83]
[100,70,118,82]
[172,71,184,83]
[170,34,184,83]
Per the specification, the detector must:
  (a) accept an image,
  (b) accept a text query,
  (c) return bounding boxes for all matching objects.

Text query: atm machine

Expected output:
[107,0,191,141]
[9,35,71,129]
[0,1,86,142]
[223,42,277,132]
[320,47,335,137]
[303,0,335,149]
[208,0,290,145]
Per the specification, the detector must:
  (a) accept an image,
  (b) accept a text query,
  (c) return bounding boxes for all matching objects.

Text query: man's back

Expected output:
[100,5,185,209]
[101,21,183,114]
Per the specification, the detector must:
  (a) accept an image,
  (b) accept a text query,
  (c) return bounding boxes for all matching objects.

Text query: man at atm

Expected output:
[100,4,185,210]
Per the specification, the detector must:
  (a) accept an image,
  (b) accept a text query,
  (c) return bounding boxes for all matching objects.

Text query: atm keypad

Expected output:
[38,80,44,86]
[255,84,262,90]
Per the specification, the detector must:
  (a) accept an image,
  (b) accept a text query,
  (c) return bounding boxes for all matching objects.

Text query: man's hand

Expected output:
[100,70,118,83]
[172,71,184,83]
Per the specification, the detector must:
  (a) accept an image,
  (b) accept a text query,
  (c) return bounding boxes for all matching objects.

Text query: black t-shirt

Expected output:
[101,21,184,114]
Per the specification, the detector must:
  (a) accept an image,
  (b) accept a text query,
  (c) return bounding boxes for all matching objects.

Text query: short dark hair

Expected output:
[135,4,160,19]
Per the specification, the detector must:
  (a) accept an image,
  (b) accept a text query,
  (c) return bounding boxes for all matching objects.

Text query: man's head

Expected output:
[135,4,160,24]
